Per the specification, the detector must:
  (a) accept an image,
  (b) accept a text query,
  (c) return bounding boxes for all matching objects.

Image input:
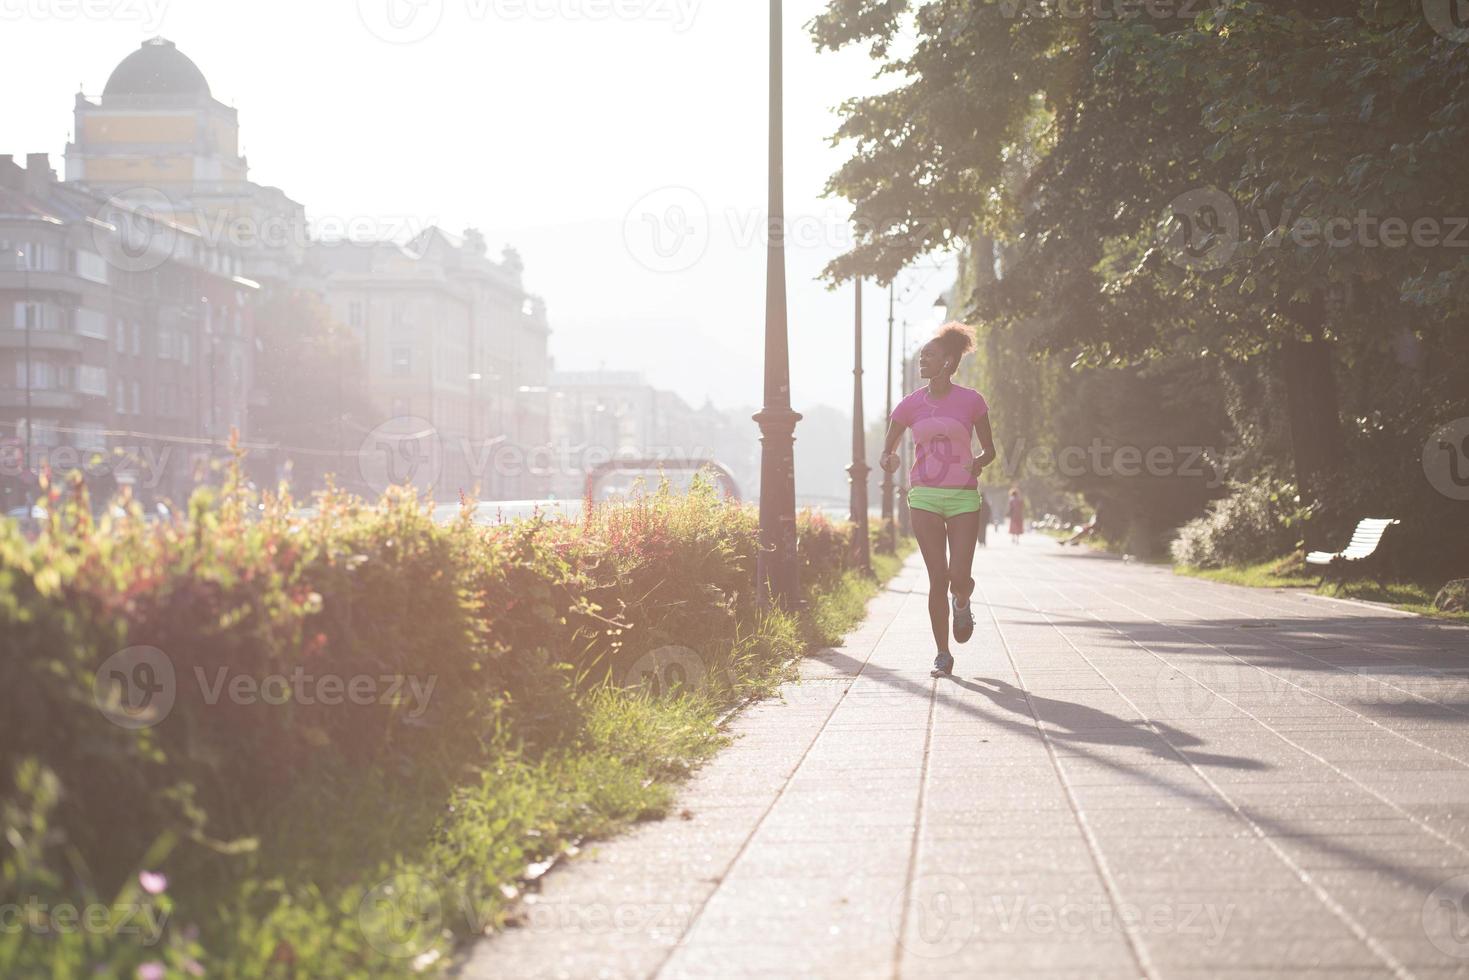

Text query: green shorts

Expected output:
[908,486,982,519]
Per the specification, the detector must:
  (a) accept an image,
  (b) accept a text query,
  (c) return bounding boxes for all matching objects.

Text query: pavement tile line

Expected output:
[1059,571,1469,783]
[977,578,1159,980]
[889,641,940,980]
[650,563,922,980]
[1036,570,1469,868]
[993,558,1419,980]
[1090,569,1469,723]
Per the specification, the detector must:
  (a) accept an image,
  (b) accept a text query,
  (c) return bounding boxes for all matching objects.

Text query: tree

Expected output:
[813,0,1469,553]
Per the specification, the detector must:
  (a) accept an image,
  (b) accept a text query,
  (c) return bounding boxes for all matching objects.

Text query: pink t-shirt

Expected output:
[890,384,989,489]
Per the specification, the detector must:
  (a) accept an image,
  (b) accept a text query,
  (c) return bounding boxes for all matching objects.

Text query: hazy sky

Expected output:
[3,0,957,418]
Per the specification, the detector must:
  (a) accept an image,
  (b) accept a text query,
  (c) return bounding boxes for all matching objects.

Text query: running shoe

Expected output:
[931,651,955,677]
[951,594,974,644]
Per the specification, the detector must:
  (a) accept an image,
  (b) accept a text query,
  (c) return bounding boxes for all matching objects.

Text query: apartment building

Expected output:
[0,153,258,509]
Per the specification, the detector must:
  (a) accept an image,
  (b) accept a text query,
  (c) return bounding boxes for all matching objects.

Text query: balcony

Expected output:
[0,329,83,353]
[0,389,83,411]
[0,268,101,296]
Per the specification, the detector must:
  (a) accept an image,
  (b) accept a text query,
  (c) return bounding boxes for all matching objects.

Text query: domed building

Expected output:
[65,38,306,283]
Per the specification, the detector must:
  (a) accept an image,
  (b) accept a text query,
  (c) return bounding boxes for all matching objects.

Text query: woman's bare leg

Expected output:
[911,508,951,653]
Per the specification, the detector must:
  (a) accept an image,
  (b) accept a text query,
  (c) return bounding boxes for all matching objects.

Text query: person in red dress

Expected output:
[1007,487,1025,545]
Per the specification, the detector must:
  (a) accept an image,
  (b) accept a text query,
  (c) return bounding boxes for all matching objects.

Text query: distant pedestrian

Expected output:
[1008,487,1025,545]
[879,323,997,679]
[977,495,992,548]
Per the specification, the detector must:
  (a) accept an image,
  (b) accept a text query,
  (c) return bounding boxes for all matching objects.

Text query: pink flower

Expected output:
[137,963,165,980]
[139,871,168,895]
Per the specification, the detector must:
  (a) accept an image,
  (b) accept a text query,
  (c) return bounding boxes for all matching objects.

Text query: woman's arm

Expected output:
[970,413,997,477]
[879,419,905,473]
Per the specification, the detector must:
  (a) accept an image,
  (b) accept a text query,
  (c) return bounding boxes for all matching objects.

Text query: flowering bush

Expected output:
[0,465,862,975]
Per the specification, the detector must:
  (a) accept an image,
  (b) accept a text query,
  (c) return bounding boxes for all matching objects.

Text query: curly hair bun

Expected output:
[934,322,976,361]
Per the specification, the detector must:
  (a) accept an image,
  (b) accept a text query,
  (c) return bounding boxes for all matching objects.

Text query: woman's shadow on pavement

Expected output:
[952,676,1268,771]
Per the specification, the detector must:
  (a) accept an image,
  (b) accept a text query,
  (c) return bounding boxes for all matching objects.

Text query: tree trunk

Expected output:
[1279,294,1343,550]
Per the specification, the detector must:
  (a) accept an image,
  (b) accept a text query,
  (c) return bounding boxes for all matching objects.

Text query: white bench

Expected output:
[1305,518,1400,586]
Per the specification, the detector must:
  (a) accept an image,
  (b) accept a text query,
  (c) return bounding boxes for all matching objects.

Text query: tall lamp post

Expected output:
[17,247,33,508]
[753,0,802,609]
[898,317,912,536]
[880,281,895,547]
[848,278,871,574]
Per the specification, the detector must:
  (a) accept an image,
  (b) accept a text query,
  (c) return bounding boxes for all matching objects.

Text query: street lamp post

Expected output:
[848,278,871,575]
[881,281,895,547]
[753,0,802,609]
[19,248,32,499]
[898,317,912,536]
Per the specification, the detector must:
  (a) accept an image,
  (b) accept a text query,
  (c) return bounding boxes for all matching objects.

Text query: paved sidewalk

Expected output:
[461,536,1469,979]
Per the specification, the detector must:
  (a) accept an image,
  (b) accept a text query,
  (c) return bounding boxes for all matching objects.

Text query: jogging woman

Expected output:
[879,324,997,677]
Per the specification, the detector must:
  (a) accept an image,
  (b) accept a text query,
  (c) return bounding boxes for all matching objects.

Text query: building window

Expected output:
[115,379,126,415]
[75,424,106,452]
[130,321,141,356]
[130,380,141,415]
[76,308,108,340]
[78,365,108,397]
[349,301,363,328]
[76,250,109,285]
[115,317,127,353]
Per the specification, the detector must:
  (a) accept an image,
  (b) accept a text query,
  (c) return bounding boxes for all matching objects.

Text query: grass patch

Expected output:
[1176,554,1469,623]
